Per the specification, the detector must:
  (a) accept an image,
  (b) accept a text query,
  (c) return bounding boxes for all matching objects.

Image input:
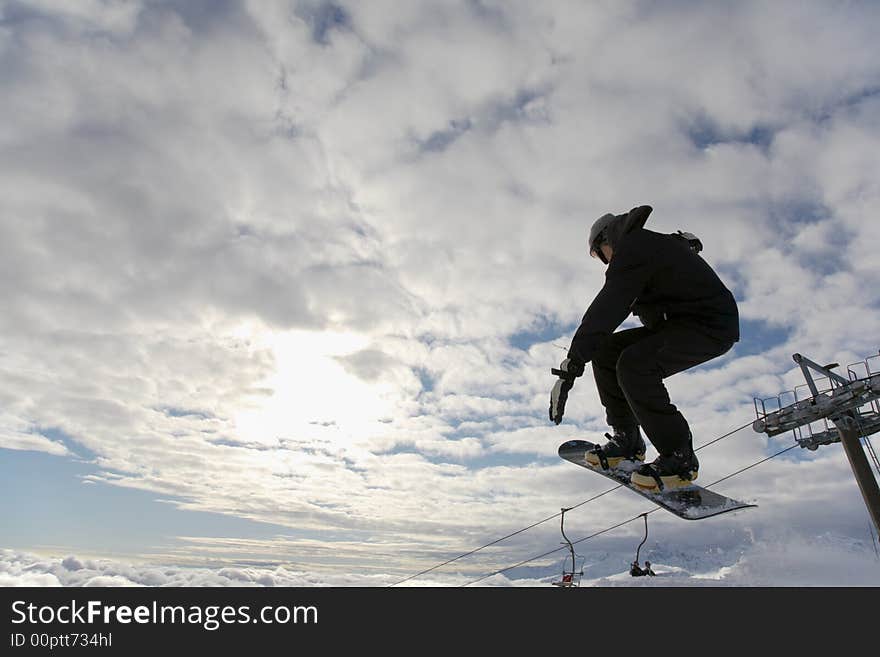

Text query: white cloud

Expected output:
[4,524,879,587]
[2,1,880,581]
[0,416,70,456]
[0,571,63,587]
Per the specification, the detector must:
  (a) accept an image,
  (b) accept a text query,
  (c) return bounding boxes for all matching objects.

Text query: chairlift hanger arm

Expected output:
[553,508,583,587]
[792,353,850,389]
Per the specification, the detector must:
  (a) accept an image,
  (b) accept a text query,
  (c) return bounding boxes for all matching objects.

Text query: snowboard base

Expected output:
[559,440,756,520]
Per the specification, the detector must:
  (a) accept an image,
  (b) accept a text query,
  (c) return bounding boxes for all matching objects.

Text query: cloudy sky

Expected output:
[2,0,880,586]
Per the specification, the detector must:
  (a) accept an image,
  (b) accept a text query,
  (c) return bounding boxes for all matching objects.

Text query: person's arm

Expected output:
[567,243,655,365]
[549,254,653,426]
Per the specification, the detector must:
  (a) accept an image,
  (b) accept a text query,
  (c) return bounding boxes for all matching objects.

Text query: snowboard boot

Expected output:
[630,442,699,492]
[585,426,646,470]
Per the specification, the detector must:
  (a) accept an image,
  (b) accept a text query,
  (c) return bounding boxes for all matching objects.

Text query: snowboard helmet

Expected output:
[588,206,653,264]
[588,213,617,264]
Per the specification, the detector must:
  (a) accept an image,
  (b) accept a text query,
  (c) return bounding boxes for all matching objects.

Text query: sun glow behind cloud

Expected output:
[2,0,880,583]
[233,328,395,447]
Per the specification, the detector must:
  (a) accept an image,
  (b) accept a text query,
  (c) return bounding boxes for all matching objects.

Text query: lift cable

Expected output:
[388,419,755,587]
[460,442,799,587]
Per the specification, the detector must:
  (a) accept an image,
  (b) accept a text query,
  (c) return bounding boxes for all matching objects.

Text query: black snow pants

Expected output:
[591,323,735,455]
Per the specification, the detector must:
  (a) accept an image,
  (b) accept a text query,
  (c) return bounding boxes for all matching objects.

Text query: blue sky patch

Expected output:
[0,448,297,556]
[510,318,572,352]
[296,2,352,45]
[735,318,792,358]
[420,119,473,153]
[414,367,436,394]
[684,116,776,153]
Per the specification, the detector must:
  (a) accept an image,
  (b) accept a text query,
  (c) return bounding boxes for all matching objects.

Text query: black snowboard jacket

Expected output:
[568,206,740,366]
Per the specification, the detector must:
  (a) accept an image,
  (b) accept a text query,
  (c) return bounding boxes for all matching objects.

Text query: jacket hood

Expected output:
[604,205,652,250]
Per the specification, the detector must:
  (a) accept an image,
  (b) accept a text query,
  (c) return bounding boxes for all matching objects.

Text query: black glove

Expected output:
[549,357,585,425]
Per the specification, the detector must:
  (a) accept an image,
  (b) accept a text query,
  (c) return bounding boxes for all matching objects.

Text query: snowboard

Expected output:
[558,439,756,520]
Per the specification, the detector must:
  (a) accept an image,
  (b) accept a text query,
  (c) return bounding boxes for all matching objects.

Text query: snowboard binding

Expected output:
[585,430,646,470]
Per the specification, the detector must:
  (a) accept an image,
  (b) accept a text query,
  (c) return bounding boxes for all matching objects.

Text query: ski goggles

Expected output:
[589,234,609,265]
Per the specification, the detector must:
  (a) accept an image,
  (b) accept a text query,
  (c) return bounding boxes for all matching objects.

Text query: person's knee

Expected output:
[616,346,653,388]
[593,335,625,369]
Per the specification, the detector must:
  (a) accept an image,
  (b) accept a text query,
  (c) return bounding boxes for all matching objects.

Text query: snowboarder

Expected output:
[549,205,739,491]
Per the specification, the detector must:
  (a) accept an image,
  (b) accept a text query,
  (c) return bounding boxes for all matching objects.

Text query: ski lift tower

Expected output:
[753,352,880,534]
